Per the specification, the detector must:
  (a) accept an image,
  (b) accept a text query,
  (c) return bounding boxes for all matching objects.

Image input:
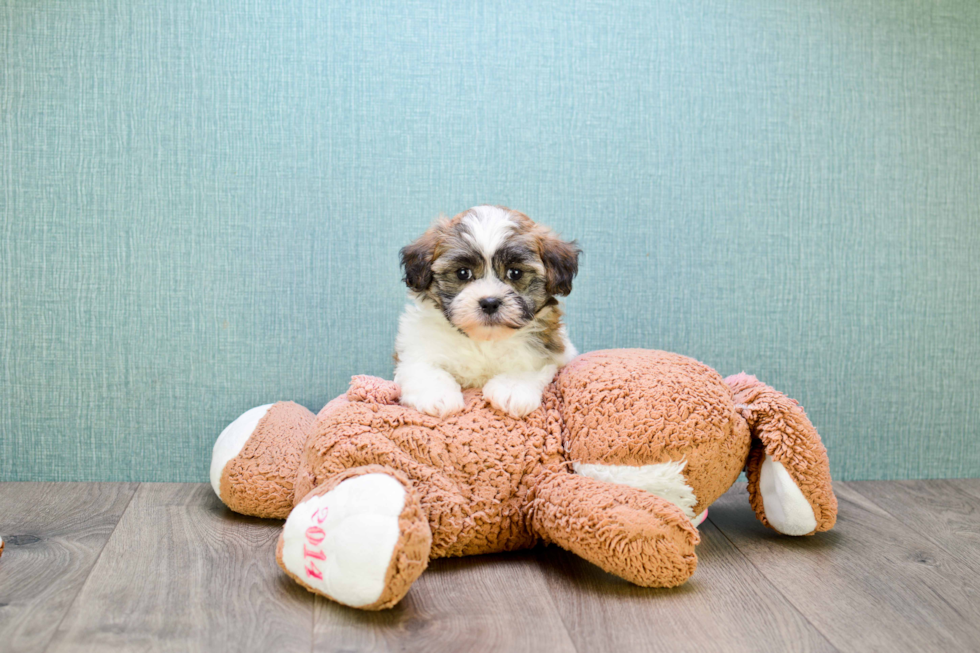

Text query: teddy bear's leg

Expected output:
[725,373,838,536]
[211,401,315,519]
[276,465,431,610]
[531,471,700,587]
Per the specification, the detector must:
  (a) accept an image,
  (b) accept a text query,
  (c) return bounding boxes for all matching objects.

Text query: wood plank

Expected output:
[46,483,314,653]
[0,482,137,653]
[313,551,577,653]
[947,478,980,501]
[709,482,980,653]
[848,480,980,572]
[539,519,836,653]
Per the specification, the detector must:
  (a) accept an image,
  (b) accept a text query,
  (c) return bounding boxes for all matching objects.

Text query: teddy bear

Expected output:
[209,349,836,610]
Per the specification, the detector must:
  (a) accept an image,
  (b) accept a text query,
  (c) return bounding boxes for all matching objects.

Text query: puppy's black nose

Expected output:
[479,297,502,315]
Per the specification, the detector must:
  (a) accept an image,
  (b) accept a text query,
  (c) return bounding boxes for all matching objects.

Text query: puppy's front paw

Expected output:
[400,382,465,418]
[483,376,543,418]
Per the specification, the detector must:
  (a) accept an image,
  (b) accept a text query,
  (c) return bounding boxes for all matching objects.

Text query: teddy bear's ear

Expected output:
[726,373,837,535]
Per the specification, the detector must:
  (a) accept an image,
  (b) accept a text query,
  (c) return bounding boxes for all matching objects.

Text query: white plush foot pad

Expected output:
[759,454,818,535]
[210,404,273,499]
[280,473,406,608]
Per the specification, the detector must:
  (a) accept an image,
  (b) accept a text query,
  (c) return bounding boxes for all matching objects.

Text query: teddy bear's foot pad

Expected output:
[759,455,818,535]
[279,474,407,608]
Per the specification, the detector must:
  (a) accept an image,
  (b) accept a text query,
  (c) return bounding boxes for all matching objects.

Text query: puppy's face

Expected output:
[401,205,580,341]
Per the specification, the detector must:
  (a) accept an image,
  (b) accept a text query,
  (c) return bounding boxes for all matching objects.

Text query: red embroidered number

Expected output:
[302,512,329,580]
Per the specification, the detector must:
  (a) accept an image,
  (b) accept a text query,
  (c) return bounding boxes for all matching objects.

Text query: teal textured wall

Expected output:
[2,0,978,482]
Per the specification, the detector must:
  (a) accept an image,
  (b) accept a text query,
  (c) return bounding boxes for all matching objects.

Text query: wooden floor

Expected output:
[2,481,980,652]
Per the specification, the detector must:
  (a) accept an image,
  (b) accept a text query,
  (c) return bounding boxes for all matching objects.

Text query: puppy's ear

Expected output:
[400,227,441,292]
[537,229,581,296]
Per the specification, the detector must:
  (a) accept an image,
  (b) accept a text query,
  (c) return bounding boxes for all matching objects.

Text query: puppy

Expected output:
[395,205,580,419]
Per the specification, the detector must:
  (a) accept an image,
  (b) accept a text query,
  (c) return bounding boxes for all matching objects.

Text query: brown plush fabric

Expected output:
[220,401,314,519]
[726,373,838,534]
[294,379,565,558]
[215,350,837,609]
[346,375,402,405]
[275,465,432,610]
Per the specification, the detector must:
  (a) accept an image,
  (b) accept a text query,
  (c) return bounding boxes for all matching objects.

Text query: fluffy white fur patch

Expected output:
[210,404,273,499]
[573,460,699,520]
[759,455,818,535]
[394,299,575,417]
[396,300,576,388]
[280,474,406,608]
[461,205,516,258]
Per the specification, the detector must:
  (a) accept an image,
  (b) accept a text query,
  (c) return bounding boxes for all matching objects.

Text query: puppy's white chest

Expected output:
[442,336,543,388]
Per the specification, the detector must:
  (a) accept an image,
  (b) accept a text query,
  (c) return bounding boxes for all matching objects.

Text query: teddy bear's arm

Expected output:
[726,373,838,536]
[530,470,700,587]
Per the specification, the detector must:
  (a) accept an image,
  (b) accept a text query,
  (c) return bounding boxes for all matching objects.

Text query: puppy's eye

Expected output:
[456,268,473,281]
[506,268,523,281]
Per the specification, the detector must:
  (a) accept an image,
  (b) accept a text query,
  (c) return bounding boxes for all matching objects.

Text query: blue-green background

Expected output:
[2,0,978,482]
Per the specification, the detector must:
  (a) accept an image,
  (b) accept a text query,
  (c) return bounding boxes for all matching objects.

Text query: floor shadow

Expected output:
[534,545,702,600]
[708,499,844,551]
